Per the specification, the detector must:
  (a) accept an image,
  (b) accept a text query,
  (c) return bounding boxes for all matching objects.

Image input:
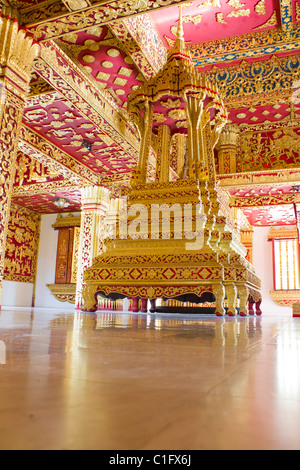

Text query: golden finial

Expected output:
[177,6,184,41]
[174,5,185,52]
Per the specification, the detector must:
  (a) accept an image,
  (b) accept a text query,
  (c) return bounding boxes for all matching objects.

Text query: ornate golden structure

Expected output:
[0,1,298,314]
[81,11,262,316]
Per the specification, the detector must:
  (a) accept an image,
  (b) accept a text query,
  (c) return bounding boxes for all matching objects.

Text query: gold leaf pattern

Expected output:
[254,0,266,15]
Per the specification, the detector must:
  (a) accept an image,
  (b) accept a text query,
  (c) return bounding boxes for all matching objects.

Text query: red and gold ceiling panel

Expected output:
[13,189,81,214]
[243,205,296,226]
[229,185,298,198]
[14,151,65,187]
[58,26,142,106]
[150,0,281,47]
[152,96,187,134]
[229,102,293,126]
[12,151,81,213]
[23,98,136,175]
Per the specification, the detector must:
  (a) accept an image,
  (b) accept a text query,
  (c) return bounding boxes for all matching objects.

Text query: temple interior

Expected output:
[1,0,300,450]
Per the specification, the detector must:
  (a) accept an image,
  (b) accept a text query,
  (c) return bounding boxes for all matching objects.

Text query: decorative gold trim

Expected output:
[268,227,298,240]
[270,290,300,307]
[52,213,81,229]
[46,283,76,303]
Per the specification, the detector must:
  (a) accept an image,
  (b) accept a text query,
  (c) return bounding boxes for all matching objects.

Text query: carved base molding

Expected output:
[47,283,76,304]
[270,290,300,307]
[293,304,300,318]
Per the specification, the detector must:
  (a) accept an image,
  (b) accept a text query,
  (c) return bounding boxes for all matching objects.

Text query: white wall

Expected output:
[252,226,292,316]
[34,214,75,309]
[2,280,33,307]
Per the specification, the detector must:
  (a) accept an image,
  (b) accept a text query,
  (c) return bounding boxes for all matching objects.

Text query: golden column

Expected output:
[155,124,171,183]
[75,186,110,309]
[0,8,39,306]
[216,125,239,174]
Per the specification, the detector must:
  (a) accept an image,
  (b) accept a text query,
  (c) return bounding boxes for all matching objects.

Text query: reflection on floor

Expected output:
[0,307,300,450]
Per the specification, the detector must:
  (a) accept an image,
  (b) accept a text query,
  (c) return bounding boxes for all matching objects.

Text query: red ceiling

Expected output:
[150,0,281,47]
[13,190,81,214]
[9,0,300,226]
[23,98,135,175]
[243,205,296,226]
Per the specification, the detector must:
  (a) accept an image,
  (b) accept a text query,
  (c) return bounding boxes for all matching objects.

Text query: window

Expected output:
[269,227,300,308]
[273,237,300,290]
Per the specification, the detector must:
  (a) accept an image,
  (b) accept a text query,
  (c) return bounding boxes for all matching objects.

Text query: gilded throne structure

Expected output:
[81,12,262,317]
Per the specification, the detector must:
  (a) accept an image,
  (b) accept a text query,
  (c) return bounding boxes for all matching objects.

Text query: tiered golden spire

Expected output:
[168,5,191,62]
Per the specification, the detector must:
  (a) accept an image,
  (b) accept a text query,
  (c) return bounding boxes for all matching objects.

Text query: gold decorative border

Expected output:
[52,213,81,229]
[270,290,300,307]
[47,283,76,303]
[268,227,298,240]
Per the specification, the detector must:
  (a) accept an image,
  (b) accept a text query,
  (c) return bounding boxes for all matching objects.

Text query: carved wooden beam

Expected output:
[230,193,300,208]
[108,18,167,79]
[206,53,300,105]
[190,24,300,67]
[218,169,300,190]
[13,180,80,197]
[21,0,192,41]
[18,124,99,185]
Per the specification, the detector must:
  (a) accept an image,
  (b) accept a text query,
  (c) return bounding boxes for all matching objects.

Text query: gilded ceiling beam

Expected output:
[205,53,300,104]
[12,181,80,197]
[108,17,167,80]
[218,169,300,190]
[230,193,300,208]
[21,0,193,41]
[33,41,140,160]
[18,125,99,186]
[190,24,300,67]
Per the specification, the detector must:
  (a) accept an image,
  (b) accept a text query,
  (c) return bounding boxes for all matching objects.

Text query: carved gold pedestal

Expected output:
[82,179,261,316]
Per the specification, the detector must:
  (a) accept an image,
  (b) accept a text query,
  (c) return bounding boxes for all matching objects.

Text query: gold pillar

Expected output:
[132,100,153,186]
[0,10,39,305]
[75,186,110,309]
[240,229,254,264]
[185,95,203,179]
[155,124,171,183]
[217,125,239,174]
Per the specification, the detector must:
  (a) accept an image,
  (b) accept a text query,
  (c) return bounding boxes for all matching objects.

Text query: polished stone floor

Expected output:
[0,307,300,450]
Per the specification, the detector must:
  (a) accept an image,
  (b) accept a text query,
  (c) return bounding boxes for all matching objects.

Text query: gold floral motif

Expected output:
[253,10,278,30]
[33,41,139,161]
[227,0,246,7]
[25,0,194,40]
[254,0,266,15]
[240,127,300,172]
[216,13,227,24]
[4,204,41,284]
[227,9,250,17]
[198,0,221,7]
